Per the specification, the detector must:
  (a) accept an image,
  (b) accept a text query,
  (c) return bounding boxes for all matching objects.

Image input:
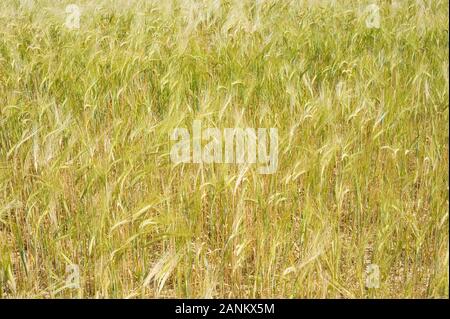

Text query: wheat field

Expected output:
[0,0,448,298]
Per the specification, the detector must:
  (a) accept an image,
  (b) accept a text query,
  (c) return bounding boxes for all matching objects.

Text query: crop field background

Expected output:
[0,0,448,298]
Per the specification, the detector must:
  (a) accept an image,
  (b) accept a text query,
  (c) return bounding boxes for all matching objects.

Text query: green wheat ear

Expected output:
[0,0,448,298]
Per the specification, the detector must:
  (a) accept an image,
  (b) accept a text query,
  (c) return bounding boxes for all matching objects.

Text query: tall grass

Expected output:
[0,0,448,298]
